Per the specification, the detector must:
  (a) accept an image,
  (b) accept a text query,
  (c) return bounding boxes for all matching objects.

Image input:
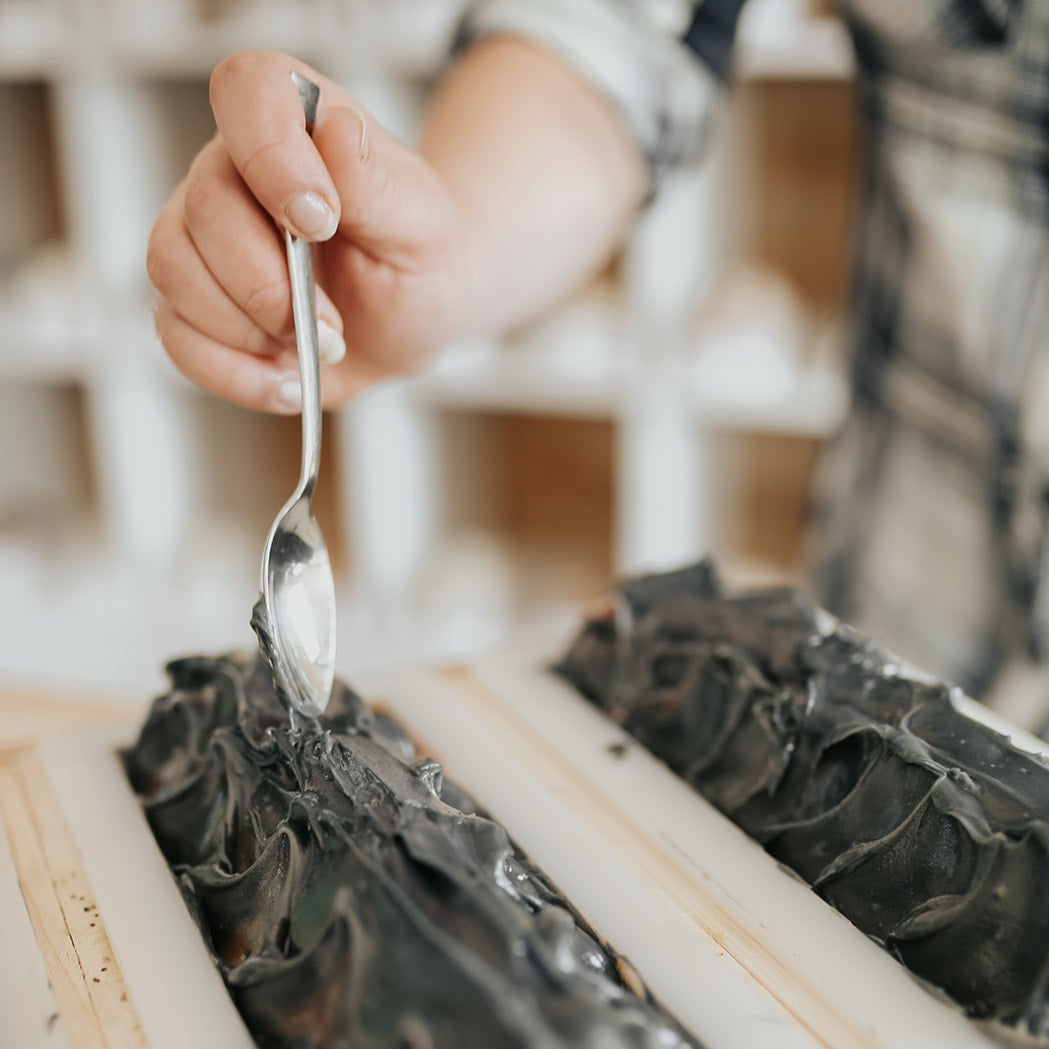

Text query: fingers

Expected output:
[149,180,285,359]
[154,299,303,414]
[154,301,367,414]
[180,141,344,347]
[209,51,350,241]
[148,140,347,384]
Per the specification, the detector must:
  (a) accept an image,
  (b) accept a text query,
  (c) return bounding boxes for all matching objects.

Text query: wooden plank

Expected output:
[0,746,146,1049]
[42,724,257,1049]
[0,805,68,1048]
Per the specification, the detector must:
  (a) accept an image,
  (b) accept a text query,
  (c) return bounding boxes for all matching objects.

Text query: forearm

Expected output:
[421,36,648,338]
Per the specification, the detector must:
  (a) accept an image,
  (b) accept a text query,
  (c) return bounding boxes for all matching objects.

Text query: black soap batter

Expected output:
[557,561,1049,1034]
[125,653,701,1049]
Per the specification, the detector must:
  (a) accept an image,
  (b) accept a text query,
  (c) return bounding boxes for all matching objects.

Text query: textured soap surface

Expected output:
[557,561,1049,1034]
[125,653,701,1049]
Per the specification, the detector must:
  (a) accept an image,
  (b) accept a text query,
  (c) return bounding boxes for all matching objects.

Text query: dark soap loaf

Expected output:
[557,561,1049,1034]
[125,654,700,1049]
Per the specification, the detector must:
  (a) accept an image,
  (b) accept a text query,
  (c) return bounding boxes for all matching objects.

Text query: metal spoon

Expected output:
[255,71,336,719]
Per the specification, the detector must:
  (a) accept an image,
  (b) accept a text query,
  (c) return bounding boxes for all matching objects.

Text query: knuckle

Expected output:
[183,175,237,242]
[182,144,246,237]
[238,137,287,189]
[238,317,277,358]
[242,277,292,334]
[182,159,218,232]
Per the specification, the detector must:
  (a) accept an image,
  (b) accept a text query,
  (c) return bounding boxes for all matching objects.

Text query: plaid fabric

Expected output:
[460,0,1049,700]
[811,1,1049,699]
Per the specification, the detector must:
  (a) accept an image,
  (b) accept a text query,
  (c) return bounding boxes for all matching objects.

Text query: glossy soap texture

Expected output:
[125,654,701,1049]
[556,561,1049,1034]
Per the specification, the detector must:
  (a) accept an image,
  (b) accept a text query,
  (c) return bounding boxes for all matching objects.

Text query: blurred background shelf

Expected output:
[0,2,66,78]
[0,0,859,695]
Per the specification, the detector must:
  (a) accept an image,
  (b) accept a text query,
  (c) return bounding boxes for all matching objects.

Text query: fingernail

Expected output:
[277,377,302,411]
[318,319,346,365]
[285,192,338,240]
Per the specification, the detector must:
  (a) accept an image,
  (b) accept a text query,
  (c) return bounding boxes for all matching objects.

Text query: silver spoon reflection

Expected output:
[257,71,336,718]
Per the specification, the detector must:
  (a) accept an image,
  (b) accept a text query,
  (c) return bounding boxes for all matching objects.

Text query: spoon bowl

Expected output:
[260,493,336,717]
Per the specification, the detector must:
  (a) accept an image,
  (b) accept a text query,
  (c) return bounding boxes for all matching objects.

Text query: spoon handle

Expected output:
[286,71,323,499]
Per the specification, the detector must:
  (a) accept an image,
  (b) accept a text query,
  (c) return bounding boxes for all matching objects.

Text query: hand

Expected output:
[147,50,473,413]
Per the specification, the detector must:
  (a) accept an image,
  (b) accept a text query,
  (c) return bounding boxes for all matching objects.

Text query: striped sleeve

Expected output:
[456,0,746,186]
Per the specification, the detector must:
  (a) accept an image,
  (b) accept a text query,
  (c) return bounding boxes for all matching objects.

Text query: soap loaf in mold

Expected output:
[557,561,1049,1034]
[125,654,701,1049]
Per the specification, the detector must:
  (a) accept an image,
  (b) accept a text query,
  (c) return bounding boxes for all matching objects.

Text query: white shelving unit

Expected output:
[0,0,855,694]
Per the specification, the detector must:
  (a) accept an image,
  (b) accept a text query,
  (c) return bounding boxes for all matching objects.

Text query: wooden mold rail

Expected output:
[0,687,145,1049]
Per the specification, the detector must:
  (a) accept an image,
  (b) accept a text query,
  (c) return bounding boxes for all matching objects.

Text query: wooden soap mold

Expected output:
[2,638,1034,1049]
